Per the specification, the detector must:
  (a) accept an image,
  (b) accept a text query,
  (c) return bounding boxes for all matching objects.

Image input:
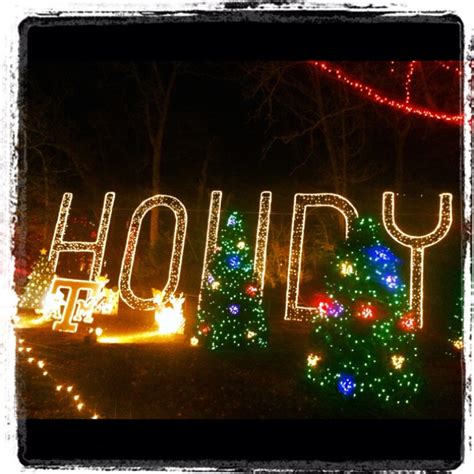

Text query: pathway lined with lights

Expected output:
[15,327,462,419]
[17,337,101,419]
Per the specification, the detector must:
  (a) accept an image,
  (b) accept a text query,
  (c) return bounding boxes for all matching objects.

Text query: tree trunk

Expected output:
[39,149,50,242]
[149,66,177,247]
[395,124,410,193]
[149,126,164,247]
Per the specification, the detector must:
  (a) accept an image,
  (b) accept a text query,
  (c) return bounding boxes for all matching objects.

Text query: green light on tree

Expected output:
[194,211,268,350]
[306,216,421,405]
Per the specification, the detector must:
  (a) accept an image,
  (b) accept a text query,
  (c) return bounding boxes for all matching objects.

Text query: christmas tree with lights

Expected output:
[193,211,268,350]
[306,216,421,406]
[18,249,55,311]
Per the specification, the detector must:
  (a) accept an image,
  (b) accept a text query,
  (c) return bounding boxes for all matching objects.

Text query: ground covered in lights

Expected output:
[15,315,462,420]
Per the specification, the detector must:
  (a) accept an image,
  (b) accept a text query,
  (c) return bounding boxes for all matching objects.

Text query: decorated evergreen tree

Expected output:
[194,211,268,350]
[306,216,421,406]
[18,249,55,311]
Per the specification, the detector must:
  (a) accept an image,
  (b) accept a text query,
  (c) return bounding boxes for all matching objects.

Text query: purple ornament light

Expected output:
[384,274,399,290]
[228,304,240,315]
[327,300,344,318]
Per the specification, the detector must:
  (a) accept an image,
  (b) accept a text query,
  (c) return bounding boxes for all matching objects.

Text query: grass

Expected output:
[15,318,463,420]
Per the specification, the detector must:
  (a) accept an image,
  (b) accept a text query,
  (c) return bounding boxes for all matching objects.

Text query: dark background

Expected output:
[16,12,465,467]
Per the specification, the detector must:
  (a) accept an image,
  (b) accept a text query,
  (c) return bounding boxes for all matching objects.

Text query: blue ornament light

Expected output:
[228,304,240,315]
[227,215,237,227]
[366,244,399,265]
[383,274,399,290]
[207,274,215,284]
[227,254,241,269]
[337,374,356,396]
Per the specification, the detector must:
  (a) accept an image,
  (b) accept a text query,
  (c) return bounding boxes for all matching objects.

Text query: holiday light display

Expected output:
[354,302,378,321]
[94,287,119,315]
[47,277,107,332]
[93,276,119,315]
[311,293,345,318]
[311,61,463,124]
[254,191,272,289]
[382,192,453,328]
[49,192,115,280]
[29,189,454,341]
[285,193,358,322]
[307,353,321,367]
[18,249,55,311]
[338,374,356,396]
[119,195,187,311]
[39,288,66,324]
[198,191,272,313]
[391,355,405,370]
[340,261,354,276]
[398,311,418,332]
[197,191,223,312]
[404,60,417,104]
[452,339,463,350]
[153,289,185,335]
[436,60,462,76]
[194,211,268,350]
[17,338,100,418]
[96,329,163,344]
[306,217,420,406]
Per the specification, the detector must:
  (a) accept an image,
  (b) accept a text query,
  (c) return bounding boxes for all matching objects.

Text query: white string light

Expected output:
[254,191,272,290]
[49,192,115,280]
[285,193,358,322]
[119,195,188,311]
[382,191,453,328]
[197,191,222,312]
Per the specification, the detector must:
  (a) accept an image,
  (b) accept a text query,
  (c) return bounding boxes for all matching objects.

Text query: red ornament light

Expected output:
[398,312,418,332]
[310,293,333,316]
[310,61,463,125]
[245,285,258,298]
[354,302,378,321]
[200,324,211,335]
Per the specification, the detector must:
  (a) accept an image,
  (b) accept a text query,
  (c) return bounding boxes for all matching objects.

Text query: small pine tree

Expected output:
[306,216,421,406]
[18,249,55,311]
[194,211,268,350]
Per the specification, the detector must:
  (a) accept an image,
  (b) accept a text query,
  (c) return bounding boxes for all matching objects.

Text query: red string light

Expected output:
[404,60,417,104]
[436,61,462,77]
[310,61,464,125]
